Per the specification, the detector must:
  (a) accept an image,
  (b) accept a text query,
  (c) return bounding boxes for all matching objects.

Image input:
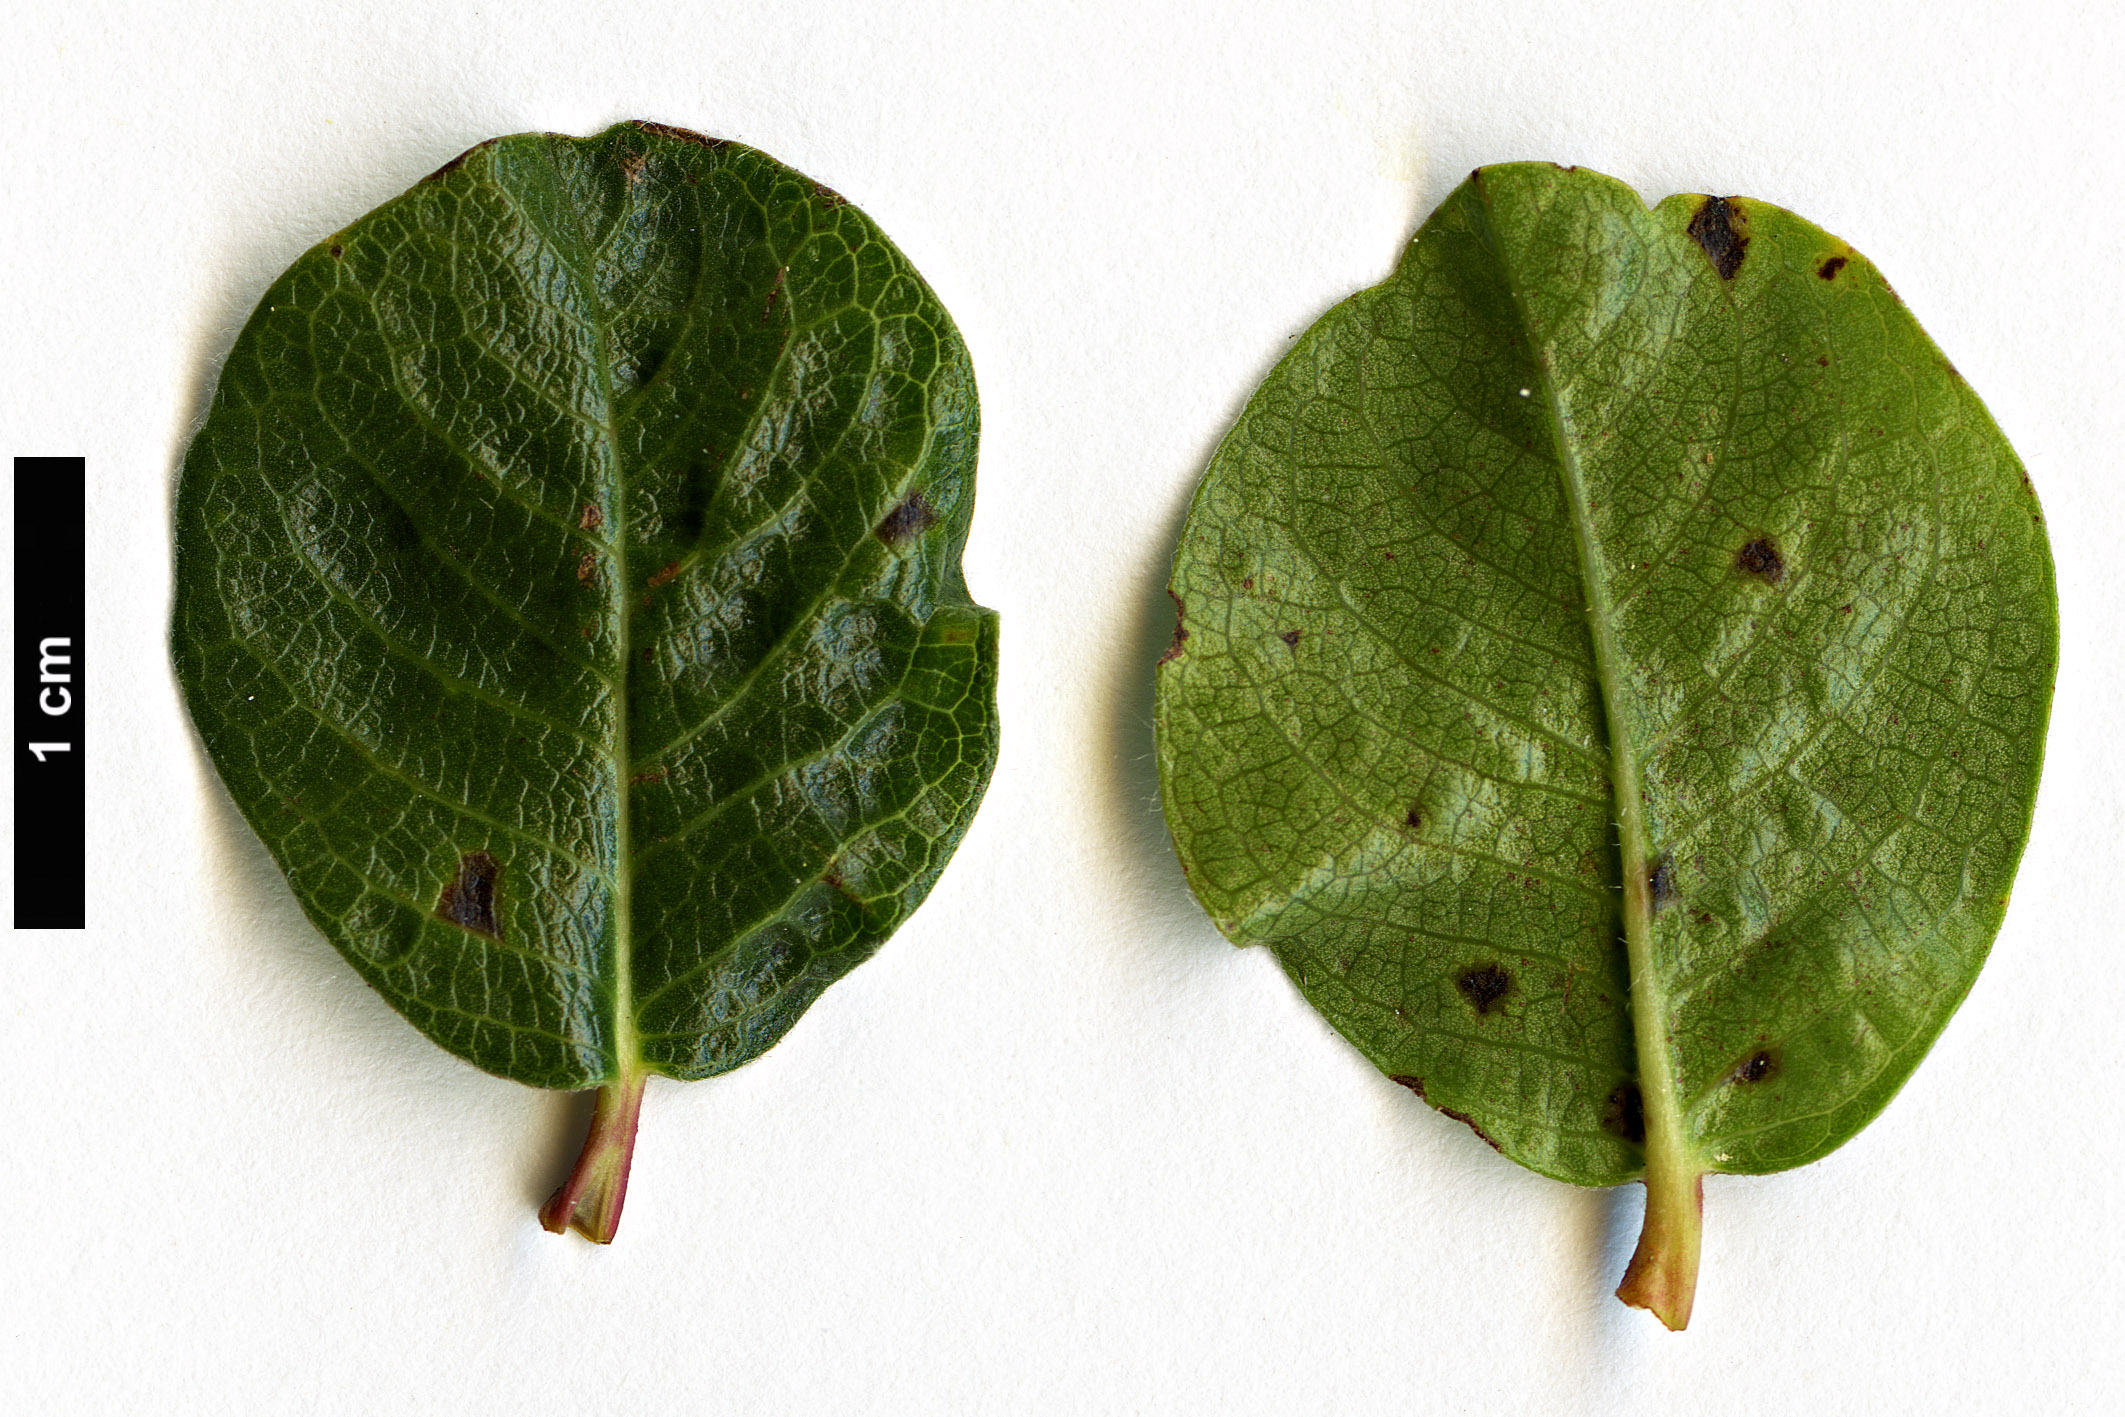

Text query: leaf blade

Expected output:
[175,123,999,1099]
[1155,163,2053,1315]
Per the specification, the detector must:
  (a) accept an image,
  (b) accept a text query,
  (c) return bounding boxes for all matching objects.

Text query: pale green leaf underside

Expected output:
[176,124,998,1091]
[1156,164,2053,1185]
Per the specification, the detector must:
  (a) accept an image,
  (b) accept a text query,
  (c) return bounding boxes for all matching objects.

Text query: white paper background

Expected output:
[5,1,2121,1411]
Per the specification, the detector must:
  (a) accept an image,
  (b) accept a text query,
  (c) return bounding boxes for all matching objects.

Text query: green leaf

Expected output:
[174,122,998,1240]
[1154,164,2053,1327]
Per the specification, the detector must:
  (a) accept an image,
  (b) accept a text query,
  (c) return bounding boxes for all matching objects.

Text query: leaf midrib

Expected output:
[478,138,976,1086]
[501,144,643,1084]
[498,142,889,1083]
[1465,178,1695,1182]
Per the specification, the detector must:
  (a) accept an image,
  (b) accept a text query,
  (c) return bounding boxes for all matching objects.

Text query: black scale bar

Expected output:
[15,457,84,928]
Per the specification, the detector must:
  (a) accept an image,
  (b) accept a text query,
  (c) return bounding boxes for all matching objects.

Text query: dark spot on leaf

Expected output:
[328,244,344,260]
[1686,196,1747,280]
[1818,255,1847,280]
[630,120,730,150]
[1732,1049,1779,1084]
[630,767,668,786]
[436,851,502,938]
[576,552,598,586]
[1735,535,1786,585]
[1390,1074,1428,1100]
[1240,577,1254,591]
[762,267,785,325]
[1437,1105,1504,1152]
[1455,963,1512,1015]
[624,347,667,388]
[1279,629,1301,647]
[1602,1082,1645,1145]
[674,458,716,545]
[813,181,846,209]
[645,561,683,592]
[1404,806,1423,829]
[1647,853,1676,909]
[875,492,938,543]
[578,503,604,531]
[1159,591,1189,665]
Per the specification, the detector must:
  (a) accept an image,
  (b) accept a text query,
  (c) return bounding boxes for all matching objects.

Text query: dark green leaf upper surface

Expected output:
[1156,164,2053,1186]
[176,124,998,1090]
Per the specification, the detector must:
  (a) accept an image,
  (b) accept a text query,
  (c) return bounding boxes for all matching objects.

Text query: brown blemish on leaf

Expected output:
[1392,1075,1502,1149]
[579,503,604,531]
[813,181,847,209]
[1404,806,1423,829]
[328,244,344,260]
[1159,591,1189,665]
[1455,963,1512,1015]
[1279,629,1301,647]
[630,120,730,150]
[1732,1049,1779,1085]
[619,147,648,184]
[1240,577,1254,591]
[1437,1105,1504,1153]
[1735,535,1786,585]
[629,767,668,786]
[645,561,683,591]
[1602,1082,1645,1145]
[424,137,500,183]
[821,871,864,903]
[762,266,786,325]
[436,851,502,938]
[1686,196,1748,280]
[576,553,598,586]
[1647,853,1677,909]
[875,492,938,543]
[1818,255,1848,280]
